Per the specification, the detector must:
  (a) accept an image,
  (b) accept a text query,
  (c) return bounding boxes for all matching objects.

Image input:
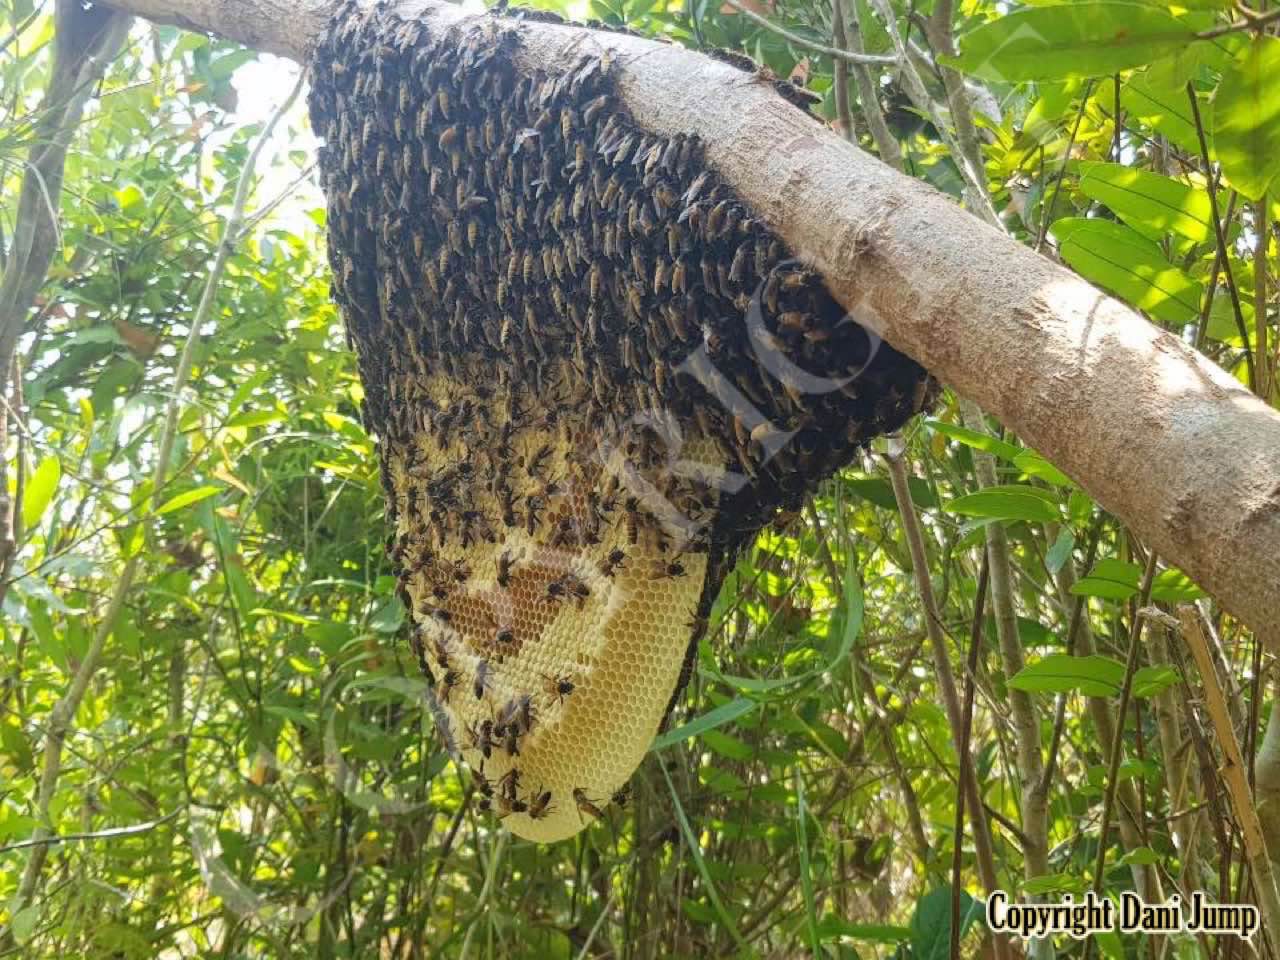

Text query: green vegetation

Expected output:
[1,0,1277,956]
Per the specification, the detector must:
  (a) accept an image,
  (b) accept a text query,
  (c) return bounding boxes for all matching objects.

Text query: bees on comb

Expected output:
[307,0,934,840]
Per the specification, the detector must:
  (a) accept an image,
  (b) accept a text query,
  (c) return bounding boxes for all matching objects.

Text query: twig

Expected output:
[721,0,897,66]
[1196,7,1280,40]
[1188,82,1256,391]
[951,551,988,960]
[0,810,180,854]
[1083,549,1158,960]
[1178,605,1280,951]
[885,440,1011,960]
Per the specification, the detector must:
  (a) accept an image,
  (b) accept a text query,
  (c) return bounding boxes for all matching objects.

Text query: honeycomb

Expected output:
[308,1,935,842]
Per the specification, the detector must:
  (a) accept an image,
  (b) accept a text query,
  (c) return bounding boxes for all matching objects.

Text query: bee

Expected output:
[528,788,553,820]
[474,659,491,700]
[528,442,552,477]
[546,577,567,602]
[468,719,495,759]
[502,721,521,756]
[623,498,642,545]
[525,495,543,536]
[496,794,528,818]
[515,693,535,733]
[439,123,460,153]
[542,672,575,706]
[432,634,452,668]
[573,787,604,823]
[497,550,516,588]
[651,559,686,580]
[498,767,521,801]
[610,783,632,809]
[496,627,515,646]
[583,93,608,124]
[599,548,626,578]
[438,669,462,704]
[563,574,590,606]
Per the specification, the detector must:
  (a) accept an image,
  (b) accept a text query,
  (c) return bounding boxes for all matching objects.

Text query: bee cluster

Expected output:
[308,1,933,842]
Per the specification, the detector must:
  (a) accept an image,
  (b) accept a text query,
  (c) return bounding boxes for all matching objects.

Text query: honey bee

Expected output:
[468,719,495,759]
[598,548,626,578]
[623,497,642,545]
[498,767,521,800]
[651,559,686,580]
[583,94,608,124]
[439,669,462,704]
[542,672,575,705]
[497,550,516,588]
[610,783,632,809]
[432,634,452,668]
[546,577,567,602]
[502,721,520,756]
[474,659,491,700]
[496,627,515,646]
[439,123,460,153]
[528,788,553,820]
[573,787,604,823]
[496,794,528,818]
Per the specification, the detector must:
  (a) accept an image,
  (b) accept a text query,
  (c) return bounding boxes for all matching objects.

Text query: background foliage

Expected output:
[1,0,1277,957]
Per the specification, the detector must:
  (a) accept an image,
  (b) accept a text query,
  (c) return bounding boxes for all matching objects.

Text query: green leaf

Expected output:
[650,697,758,752]
[945,485,1062,523]
[1213,37,1280,200]
[910,887,983,960]
[817,917,911,943]
[844,475,937,509]
[1051,218,1203,326]
[22,456,62,529]
[954,4,1200,82]
[1046,528,1076,575]
[10,905,40,944]
[155,485,221,515]
[1123,68,1205,154]
[1022,873,1088,896]
[1071,557,1143,599]
[926,420,1022,461]
[1076,161,1213,242]
[1131,665,1180,698]
[227,409,285,428]
[1151,567,1206,602]
[1013,451,1074,487]
[1009,654,1126,696]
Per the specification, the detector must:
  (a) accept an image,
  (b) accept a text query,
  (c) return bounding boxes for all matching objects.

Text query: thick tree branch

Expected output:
[98,0,1280,644]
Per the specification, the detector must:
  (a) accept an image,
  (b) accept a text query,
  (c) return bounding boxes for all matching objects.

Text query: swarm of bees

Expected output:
[308,0,933,842]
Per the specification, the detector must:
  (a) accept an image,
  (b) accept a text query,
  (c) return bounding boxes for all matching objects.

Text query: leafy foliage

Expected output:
[0,0,1276,957]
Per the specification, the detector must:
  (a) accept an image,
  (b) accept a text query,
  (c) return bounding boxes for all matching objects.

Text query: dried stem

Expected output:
[885,441,1010,960]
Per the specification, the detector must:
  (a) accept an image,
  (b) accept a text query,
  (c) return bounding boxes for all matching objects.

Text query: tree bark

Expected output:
[101,0,1280,643]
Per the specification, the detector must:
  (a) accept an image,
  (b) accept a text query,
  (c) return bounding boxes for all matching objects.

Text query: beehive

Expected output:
[308,1,935,842]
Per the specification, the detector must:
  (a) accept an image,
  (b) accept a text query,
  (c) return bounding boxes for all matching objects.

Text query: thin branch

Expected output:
[885,440,1011,960]
[1178,604,1280,950]
[1083,549,1159,960]
[0,810,181,854]
[1188,82,1256,391]
[1196,7,1280,40]
[721,0,897,66]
